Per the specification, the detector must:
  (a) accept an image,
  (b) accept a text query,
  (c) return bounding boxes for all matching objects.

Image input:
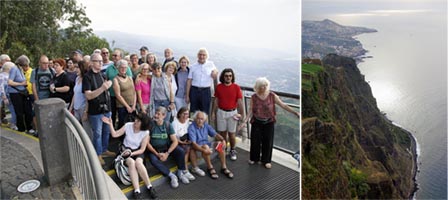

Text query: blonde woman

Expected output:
[135,63,151,115]
[239,77,300,169]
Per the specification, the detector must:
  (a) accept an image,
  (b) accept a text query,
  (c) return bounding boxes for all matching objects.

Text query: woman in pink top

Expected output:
[135,63,151,115]
[240,77,300,169]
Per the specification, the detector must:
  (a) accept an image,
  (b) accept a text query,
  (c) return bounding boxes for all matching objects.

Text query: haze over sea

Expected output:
[303,0,447,199]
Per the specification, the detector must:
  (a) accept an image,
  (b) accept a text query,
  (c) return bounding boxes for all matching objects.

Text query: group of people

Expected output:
[0,46,299,199]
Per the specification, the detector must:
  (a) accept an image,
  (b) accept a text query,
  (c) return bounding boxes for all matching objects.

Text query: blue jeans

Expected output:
[147,146,186,176]
[6,95,16,125]
[154,99,171,122]
[89,112,111,155]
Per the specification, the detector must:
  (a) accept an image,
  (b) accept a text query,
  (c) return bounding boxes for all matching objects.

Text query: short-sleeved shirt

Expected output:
[7,66,26,94]
[105,64,132,96]
[188,61,217,88]
[73,76,86,110]
[150,121,175,150]
[188,122,217,146]
[135,77,151,104]
[172,118,190,139]
[30,68,54,99]
[82,69,111,115]
[0,72,8,97]
[214,83,242,110]
[123,122,149,150]
[50,72,72,103]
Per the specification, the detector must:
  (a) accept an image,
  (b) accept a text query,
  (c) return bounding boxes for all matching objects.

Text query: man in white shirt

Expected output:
[185,48,218,114]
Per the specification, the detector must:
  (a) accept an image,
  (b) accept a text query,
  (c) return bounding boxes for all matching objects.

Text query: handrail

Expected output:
[239,86,300,99]
[63,109,111,199]
[238,86,300,155]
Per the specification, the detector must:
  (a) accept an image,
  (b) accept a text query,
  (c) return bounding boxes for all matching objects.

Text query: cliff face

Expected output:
[301,54,417,199]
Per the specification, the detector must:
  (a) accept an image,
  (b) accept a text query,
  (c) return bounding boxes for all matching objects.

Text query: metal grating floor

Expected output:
[141,148,300,199]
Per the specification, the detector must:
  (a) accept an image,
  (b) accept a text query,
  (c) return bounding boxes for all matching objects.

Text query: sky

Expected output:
[76,0,301,54]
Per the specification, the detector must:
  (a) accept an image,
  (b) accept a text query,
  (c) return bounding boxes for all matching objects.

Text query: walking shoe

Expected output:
[133,191,142,199]
[170,174,179,188]
[98,155,105,165]
[177,170,190,184]
[248,160,255,165]
[230,149,237,161]
[147,187,158,199]
[101,150,117,157]
[27,129,35,135]
[9,124,18,131]
[183,170,196,181]
[191,167,206,177]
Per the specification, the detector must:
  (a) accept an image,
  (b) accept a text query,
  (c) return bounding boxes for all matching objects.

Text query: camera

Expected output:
[99,104,109,113]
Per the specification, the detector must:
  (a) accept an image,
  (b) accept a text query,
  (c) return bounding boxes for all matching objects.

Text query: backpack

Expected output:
[114,155,131,185]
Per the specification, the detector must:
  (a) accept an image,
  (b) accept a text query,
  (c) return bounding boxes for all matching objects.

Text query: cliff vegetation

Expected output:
[301,55,417,199]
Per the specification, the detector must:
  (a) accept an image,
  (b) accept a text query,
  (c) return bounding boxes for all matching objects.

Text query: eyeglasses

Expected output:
[41,62,49,65]
[142,68,150,70]
[91,60,102,63]
[224,74,233,77]
[112,54,118,57]
[182,112,189,116]
[101,52,109,54]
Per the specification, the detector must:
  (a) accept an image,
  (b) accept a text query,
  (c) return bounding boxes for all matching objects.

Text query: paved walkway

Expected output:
[0,127,75,199]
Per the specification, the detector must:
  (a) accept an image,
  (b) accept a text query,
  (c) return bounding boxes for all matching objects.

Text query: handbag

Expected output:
[12,86,28,96]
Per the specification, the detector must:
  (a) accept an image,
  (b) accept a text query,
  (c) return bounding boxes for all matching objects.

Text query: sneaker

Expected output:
[248,160,255,165]
[264,163,272,169]
[147,187,158,199]
[183,170,196,181]
[230,149,237,161]
[27,129,35,135]
[177,170,190,184]
[9,124,18,131]
[134,191,142,199]
[170,174,179,188]
[191,167,206,177]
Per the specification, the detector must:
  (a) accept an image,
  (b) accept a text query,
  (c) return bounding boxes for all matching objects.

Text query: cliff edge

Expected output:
[301,54,417,199]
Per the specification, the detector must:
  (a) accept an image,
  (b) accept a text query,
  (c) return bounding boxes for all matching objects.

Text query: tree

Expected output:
[0,0,109,66]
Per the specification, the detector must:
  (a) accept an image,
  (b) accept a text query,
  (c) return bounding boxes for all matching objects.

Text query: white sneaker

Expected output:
[169,174,179,188]
[230,149,237,161]
[191,167,206,177]
[177,170,190,184]
[183,170,196,181]
[27,129,35,135]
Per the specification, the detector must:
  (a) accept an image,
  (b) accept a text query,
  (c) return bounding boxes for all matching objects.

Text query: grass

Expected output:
[302,63,324,91]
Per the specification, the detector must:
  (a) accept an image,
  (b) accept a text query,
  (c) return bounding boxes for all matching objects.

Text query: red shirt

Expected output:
[214,83,242,110]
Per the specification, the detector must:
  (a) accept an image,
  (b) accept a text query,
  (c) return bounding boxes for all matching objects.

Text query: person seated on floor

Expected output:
[171,106,196,181]
[188,111,234,179]
[146,106,190,188]
[103,113,157,199]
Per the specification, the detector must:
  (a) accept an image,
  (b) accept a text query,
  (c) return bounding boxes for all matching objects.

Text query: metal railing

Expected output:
[239,86,300,154]
[63,109,112,199]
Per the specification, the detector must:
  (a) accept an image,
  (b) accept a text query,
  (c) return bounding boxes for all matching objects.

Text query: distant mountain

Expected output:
[302,19,377,61]
[95,30,300,94]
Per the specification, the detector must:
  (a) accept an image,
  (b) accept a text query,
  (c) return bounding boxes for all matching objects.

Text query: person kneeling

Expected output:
[146,106,189,188]
[188,111,234,179]
[103,113,157,199]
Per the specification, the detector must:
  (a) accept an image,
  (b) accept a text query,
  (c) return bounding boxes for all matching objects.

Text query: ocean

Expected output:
[303,1,447,199]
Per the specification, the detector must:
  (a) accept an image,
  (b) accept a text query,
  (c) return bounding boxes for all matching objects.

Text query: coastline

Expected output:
[354,31,419,198]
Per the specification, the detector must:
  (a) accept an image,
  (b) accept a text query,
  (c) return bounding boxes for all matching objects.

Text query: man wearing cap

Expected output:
[72,49,84,63]
[138,46,149,65]
[162,48,179,72]
[185,48,218,114]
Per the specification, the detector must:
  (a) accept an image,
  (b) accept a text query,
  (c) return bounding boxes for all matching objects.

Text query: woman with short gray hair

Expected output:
[239,77,300,169]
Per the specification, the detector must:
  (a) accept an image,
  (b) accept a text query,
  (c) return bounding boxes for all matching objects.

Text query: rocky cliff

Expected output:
[301,54,417,199]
